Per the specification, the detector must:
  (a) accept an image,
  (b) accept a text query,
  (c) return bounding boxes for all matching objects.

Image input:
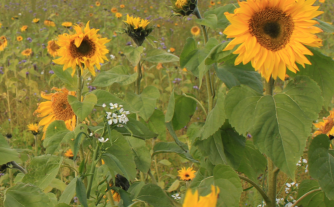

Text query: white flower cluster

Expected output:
[296,157,308,173]
[285,182,298,194]
[171,193,181,200]
[103,103,130,127]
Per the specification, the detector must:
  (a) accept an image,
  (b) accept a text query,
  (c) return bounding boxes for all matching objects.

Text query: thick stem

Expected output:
[291,188,321,207]
[148,169,157,184]
[239,175,272,206]
[86,143,100,199]
[136,61,142,121]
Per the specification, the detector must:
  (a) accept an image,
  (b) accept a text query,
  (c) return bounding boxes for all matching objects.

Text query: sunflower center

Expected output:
[51,92,75,121]
[249,7,294,51]
[70,36,96,58]
[185,174,189,177]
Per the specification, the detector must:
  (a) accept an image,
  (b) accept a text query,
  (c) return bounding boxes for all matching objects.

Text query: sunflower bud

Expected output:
[170,0,197,16]
[123,14,153,46]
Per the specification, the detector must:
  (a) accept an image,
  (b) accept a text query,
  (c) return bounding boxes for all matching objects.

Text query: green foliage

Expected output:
[0,134,20,165]
[91,89,129,107]
[225,76,323,178]
[171,93,197,130]
[92,65,138,87]
[308,135,334,200]
[195,4,236,29]
[43,121,71,154]
[123,46,144,66]
[153,142,198,163]
[52,65,77,91]
[147,109,166,140]
[59,177,77,204]
[315,19,334,33]
[76,177,88,207]
[134,184,173,207]
[144,48,180,63]
[126,137,151,173]
[297,180,334,207]
[68,93,97,122]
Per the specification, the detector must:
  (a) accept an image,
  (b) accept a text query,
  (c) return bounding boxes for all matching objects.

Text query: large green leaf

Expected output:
[297,180,334,207]
[59,177,77,204]
[91,65,137,87]
[153,142,198,163]
[237,141,267,182]
[123,46,144,66]
[43,121,71,154]
[52,65,77,91]
[114,118,158,139]
[148,109,166,140]
[143,48,179,63]
[68,93,97,122]
[134,184,173,207]
[172,93,197,130]
[4,183,53,207]
[124,86,160,121]
[225,76,323,178]
[201,92,226,140]
[195,4,236,29]
[308,135,334,200]
[22,155,63,190]
[214,165,243,207]
[292,47,334,107]
[0,134,20,165]
[126,137,151,173]
[91,89,130,108]
[165,91,175,123]
[76,177,88,207]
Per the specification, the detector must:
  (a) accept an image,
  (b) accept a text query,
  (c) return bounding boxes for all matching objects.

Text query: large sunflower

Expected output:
[183,185,220,207]
[223,0,323,81]
[34,87,76,140]
[53,21,110,76]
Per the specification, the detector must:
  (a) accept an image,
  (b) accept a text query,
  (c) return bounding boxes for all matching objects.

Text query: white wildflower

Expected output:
[98,137,109,143]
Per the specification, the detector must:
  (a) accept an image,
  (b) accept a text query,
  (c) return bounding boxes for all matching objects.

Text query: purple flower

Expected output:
[0,70,3,74]
[193,86,199,90]
[49,70,54,74]
[126,41,132,46]
[22,60,27,63]
[43,8,47,11]
[26,71,29,75]
[27,37,32,42]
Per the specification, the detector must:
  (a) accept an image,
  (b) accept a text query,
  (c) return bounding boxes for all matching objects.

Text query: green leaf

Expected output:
[103,153,131,180]
[114,117,158,139]
[91,65,137,87]
[195,4,236,29]
[55,204,72,207]
[4,183,52,207]
[76,177,88,207]
[237,141,267,182]
[134,184,173,207]
[153,142,198,163]
[143,49,179,63]
[128,181,145,200]
[201,92,226,140]
[0,134,20,165]
[148,109,166,140]
[52,65,77,91]
[225,76,323,178]
[68,93,97,122]
[213,164,243,207]
[123,46,144,66]
[315,19,334,33]
[126,137,151,173]
[44,121,70,154]
[297,180,334,207]
[308,135,334,200]
[172,93,197,130]
[124,86,160,121]
[293,47,334,107]
[22,155,63,190]
[73,132,86,160]
[165,91,175,123]
[59,177,77,204]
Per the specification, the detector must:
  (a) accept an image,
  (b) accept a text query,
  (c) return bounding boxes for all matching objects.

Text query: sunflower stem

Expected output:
[34,135,38,156]
[193,7,214,113]
[265,77,278,207]
[136,61,142,121]
[86,141,100,199]
[290,188,321,207]
[239,175,271,205]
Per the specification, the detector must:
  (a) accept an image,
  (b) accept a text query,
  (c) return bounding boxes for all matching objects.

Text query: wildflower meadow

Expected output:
[1,0,334,207]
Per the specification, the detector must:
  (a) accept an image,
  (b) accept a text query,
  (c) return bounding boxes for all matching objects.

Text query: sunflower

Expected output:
[53,21,110,76]
[95,1,100,6]
[183,185,220,207]
[111,7,118,13]
[64,149,74,157]
[123,15,153,46]
[0,36,8,51]
[21,49,32,57]
[178,167,196,181]
[191,26,200,36]
[115,12,122,18]
[89,13,93,17]
[0,22,2,27]
[62,22,73,28]
[170,47,175,53]
[313,110,334,137]
[12,16,19,20]
[223,0,323,81]
[32,18,40,23]
[27,123,39,135]
[210,1,215,6]
[44,20,56,27]
[175,0,188,8]
[21,25,28,32]
[17,36,23,42]
[34,87,76,140]
[120,4,125,8]
[47,40,60,57]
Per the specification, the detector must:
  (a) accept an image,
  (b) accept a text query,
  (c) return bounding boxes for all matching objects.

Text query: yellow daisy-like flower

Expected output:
[178,167,196,181]
[223,0,323,81]
[313,110,334,137]
[47,40,60,57]
[124,14,150,29]
[95,1,100,6]
[0,36,8,51]
[170,47,175,53]
[21,49,32,57]
[44,20,56,27]
[32,18,40,23]
[111,7,118,13]
[53,21,110,76]
[175,0,188,8]
[21,25,28,32]
[191,26,200,36]
[17,36,23,42]
[183,185,220,207]
[210,1,215,6]
[120,4,125,8]
[115,12,122,18]
[27,123,39,135]
[34,87,76,140]
[62,22,73,28]
[64,149,74,157]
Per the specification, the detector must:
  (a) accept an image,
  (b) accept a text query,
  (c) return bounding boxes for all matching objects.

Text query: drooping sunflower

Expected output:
[191,26,200,36]
[178,167,196,181]
[17,36,23,42]
[62,22,73,28]
[34,87,76,140]
[44,20,56,27]
[313,110,334,138]
[223,0,323,81]
[183,185,220,207]
[53,21,110,76]
[21,49,32,57]
[27,123,39,135]
[172,0,197,16]
[0,36,8,51]
[21,25,28,32]
[123,15,153,46]
[32,18,40,23]
[47,40,60,57]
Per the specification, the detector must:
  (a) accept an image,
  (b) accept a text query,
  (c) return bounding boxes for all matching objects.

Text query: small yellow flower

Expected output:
[95,1,100,6]
[21,25,28,32]
[210,1,215,6]
[115,13,122,18]
[175,0,188,9]
[62,22,73,28]
[111,7,118,13]
[156,63,163,70]
[64,149,74,158]
[21,49,32,57]
[27,123,39,135]
[120,4,125,8]
[44,20,56,27]
[0,36,8,51]
[32,18,40,23]
[191,26,200,36]
[178,167,196,181]
[183,68,187,72]
[170,47,175,53]
[17,36,23,41]
[89,13,93,17]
